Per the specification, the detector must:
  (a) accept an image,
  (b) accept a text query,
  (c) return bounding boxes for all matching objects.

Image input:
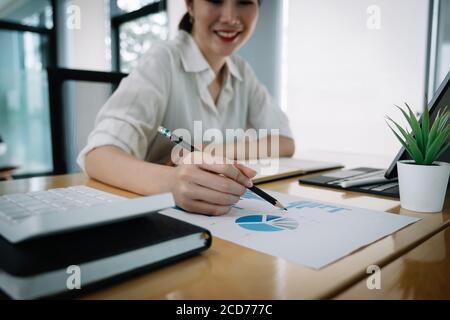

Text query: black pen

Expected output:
[158,126,287,211]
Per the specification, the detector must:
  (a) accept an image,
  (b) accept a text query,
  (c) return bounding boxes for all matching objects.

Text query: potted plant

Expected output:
[386,103,450,212]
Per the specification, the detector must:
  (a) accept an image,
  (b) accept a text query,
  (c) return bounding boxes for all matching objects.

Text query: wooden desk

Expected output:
[0,174,449,299]
[335,227,450,299]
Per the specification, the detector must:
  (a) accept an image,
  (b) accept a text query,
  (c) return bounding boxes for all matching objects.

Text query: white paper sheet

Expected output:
[160,191,420,269]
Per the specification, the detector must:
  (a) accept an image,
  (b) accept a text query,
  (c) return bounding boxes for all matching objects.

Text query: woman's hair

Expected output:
[179,0,261,33]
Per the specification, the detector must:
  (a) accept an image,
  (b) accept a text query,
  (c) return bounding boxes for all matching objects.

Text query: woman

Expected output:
[78,0,295,216]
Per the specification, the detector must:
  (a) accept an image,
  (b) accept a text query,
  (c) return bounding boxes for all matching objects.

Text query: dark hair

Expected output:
[179,12,194,33]
[179,0,261,33]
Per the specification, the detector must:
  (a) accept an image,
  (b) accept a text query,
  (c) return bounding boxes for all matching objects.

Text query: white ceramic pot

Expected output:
[397,160,450,213]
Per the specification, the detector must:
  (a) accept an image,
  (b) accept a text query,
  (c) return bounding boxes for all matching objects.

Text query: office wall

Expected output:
[168,0,185,38]
[238,0,284,102]
[285,0,430,160]
[58,0,110,70]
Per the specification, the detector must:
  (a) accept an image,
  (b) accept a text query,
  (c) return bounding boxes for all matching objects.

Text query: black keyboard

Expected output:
[299,167,400,198]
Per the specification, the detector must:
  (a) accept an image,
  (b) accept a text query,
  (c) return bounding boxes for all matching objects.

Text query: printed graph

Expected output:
[241,193,350,214]
[285,201,350,213]
[241,191,264,201]
[235,215,299,232]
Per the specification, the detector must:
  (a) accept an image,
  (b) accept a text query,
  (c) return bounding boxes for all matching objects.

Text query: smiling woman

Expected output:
[179,0,261,104]
[80,0,294,216]
[180,0,261,75]
[179,0,261,33]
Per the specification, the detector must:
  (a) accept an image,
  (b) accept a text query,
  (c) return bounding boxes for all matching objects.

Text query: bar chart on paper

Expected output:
[161,190,420,269]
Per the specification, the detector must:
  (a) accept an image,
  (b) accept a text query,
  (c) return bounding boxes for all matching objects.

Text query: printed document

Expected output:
[161,191,419,269]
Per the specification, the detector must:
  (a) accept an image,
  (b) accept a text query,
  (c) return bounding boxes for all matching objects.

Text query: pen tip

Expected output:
[275,201,287,211]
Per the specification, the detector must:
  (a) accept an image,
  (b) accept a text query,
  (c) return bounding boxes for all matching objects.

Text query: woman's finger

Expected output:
[199,162,253,188]
[186,167,247,196]
[234,162,258,179]
[184,183,241,206]
[179,152,252,189]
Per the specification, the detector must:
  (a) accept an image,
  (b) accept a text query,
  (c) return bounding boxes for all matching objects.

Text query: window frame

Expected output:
[110,0,167,72]
[0,0,57,68]
[0,0,58,179]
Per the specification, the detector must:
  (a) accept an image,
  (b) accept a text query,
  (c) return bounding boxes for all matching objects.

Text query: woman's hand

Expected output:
[168,152,257,216]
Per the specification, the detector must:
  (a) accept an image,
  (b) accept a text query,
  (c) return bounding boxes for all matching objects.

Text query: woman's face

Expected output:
[187,0,259,59]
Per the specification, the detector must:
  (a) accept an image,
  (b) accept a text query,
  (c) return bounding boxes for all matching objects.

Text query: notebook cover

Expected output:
[250,159,343,184]
[253,166,343,184]
[0,213,212,277]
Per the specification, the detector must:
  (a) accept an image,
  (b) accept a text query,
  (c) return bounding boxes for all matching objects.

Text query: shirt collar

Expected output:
[225,56,243,82]
[177,30,243,82]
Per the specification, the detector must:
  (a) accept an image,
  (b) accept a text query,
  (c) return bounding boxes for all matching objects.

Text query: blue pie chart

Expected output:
[235,215,299,232]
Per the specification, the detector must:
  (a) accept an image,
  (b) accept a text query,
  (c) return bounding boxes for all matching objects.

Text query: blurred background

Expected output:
[0,0,449,178]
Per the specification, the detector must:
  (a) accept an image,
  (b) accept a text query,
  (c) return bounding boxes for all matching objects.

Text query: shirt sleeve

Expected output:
[245,62,293,139]
[76,44,172,172]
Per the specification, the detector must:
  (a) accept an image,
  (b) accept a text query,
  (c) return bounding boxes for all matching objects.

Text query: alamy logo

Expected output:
[366,265,381,290]
[66,4,81,30]
[66,265,81,290]
[367,5,382,30]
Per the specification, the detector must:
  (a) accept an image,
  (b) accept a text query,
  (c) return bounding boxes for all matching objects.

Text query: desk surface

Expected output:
[335,226,450,300]
[0,173,449,299]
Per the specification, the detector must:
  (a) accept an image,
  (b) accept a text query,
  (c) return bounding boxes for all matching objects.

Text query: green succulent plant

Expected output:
[386,103,450,165]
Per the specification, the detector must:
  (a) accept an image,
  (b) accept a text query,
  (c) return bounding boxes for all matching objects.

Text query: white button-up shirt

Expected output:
[77,30,292,171]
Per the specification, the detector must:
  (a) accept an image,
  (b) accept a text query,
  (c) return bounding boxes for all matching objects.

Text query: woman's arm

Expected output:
[85,145,174,196]
[85,145,256,216]
[206,135,295,160]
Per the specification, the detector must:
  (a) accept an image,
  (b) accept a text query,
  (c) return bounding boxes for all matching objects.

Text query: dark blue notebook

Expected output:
[0,213,212,299]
